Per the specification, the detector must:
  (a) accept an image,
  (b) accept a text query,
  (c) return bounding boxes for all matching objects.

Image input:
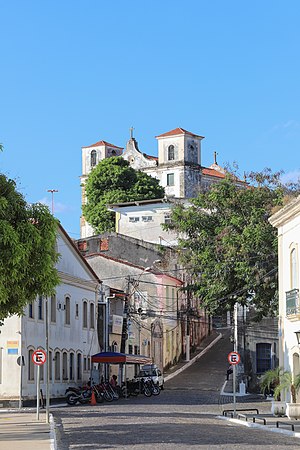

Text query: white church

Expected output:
[80,127,236,239]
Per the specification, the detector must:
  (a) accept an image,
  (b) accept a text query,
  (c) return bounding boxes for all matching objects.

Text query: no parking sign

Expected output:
[32,349,47,366]
[227,351,240,365]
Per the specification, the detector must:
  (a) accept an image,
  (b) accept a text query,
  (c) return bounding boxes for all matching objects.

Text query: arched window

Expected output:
[62,352,68,380]
[90,303,95,329]
[291,248,298,289]
[28,302,34,319]
[83,301,88,328]
[55,351,61,381]
[50,295,56,323]
[91,150,97,167]
[77,353,82,381]
[65,296,70,325]
[28,349,34,381]
[168,145,175,161]
[112,341,118,353]
[69,352,74,381]
[38,296,44,320]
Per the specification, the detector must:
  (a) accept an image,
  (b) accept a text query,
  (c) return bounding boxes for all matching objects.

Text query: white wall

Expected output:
[114,202,179,246]
[0,226,100,401]
[270,198,300,383]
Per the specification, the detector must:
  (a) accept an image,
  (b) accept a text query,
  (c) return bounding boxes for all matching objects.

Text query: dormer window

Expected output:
[91,150,97,167]
[168,145,175,161]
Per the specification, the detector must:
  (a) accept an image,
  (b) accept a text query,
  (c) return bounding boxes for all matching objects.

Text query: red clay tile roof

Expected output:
[83,140,123,149]
[156,127,204,139]
[202,167,226,179]
[143,153,158,160]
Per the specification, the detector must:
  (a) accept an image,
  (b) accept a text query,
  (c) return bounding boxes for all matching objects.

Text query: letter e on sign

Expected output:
[228,351,240,365]
[32,349,47,366]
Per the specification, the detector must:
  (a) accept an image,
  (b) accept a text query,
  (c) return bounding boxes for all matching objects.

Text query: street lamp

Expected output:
[47,189,58,215]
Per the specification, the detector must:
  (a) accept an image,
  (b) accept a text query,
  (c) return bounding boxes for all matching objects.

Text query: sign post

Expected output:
[228,351,241,417]
[32,349,47,421]
[17,355,25,410]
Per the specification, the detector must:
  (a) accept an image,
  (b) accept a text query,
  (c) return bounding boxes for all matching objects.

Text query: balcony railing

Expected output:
[286,288,300,319]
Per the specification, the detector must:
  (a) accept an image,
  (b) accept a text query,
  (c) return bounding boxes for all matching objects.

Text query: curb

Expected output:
[49,413,58,450]
[217,415,300,439]
[164,333,222,382]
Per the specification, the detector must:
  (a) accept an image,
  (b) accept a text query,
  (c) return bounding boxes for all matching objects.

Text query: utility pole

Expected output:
[233,302,238,416]
[234,302,238,353]
[45,297,50,424]
[185,290,191,362]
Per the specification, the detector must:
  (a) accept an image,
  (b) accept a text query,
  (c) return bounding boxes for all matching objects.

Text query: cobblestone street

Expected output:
[52,332,300,449]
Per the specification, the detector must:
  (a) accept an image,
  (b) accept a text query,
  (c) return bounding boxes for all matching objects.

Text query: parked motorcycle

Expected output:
[122,378,153,397]
[65,385,104,405]
[65,386,91,405]
[147,377,160,395]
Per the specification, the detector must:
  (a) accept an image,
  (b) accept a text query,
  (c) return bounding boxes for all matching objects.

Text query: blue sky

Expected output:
[1,1,300,238]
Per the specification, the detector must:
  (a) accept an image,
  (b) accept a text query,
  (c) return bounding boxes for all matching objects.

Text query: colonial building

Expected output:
[269,196,300,396]
[75,233,210,373]
[80,127,233,238]
[80,248,183,375]
[0,225,101,405]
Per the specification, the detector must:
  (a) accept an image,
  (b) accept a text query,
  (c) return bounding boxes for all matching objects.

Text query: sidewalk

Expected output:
[0,410,55,450]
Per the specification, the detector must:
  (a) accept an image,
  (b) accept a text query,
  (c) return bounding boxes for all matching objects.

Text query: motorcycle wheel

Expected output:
[66,393,78,405]
[103,391,114,402]
[152,385,160,395]
[79,396,91,404]
[143,386,152,397]
[96,393,104,403]
[121,387,130,398]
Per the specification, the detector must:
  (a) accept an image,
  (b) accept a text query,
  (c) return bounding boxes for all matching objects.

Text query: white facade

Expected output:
[80,140,123,238]
[0,225,101,402]
[80,127,230,238]
[109,199,188,246]
[269,196,300,397]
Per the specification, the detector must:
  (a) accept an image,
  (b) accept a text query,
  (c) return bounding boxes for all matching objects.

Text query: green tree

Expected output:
[165,169,294,319]
[0,171,60,322]
[83,156,165,233]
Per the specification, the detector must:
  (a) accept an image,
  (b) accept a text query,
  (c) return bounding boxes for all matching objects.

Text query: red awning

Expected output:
[91,351,152,365]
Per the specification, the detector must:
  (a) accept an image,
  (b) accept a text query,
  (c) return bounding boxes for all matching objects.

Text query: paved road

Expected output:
[53,332,300,449]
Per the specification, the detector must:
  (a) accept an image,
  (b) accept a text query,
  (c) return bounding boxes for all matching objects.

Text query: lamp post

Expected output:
[47,189,58,215]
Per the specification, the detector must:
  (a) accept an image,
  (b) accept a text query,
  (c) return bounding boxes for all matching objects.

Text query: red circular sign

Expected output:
[32,349,47,366]
[228,351,240,365]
